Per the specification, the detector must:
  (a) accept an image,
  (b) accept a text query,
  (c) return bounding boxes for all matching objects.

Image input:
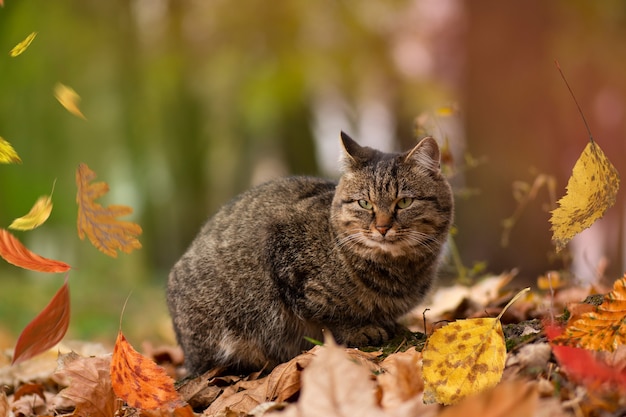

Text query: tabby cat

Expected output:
[167,132,453,375]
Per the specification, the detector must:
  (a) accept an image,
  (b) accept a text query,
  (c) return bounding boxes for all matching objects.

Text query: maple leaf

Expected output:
[0,137,21,164]
[0,228,71,273]
[54,83,87,120]
[552,275,626,351]
[110,330,184,410]
[9,181,55,231]
[12,277,70,365]
[76,163,142,258]
[9,32,37,57]
[55,352,117,417]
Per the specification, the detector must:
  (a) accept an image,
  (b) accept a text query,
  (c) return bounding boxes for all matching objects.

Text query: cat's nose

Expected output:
[376,225,391,236]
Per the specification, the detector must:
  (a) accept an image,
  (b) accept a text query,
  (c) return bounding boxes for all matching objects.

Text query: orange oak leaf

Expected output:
[56,352,117,417]
[552,275,626,351]
[76,163,142,258]
[111,330,184,410]
[0,228,70,273]
[12,277,70,365]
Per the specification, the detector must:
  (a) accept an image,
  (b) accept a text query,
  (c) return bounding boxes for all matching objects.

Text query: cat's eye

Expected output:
[396,197,414,209]
[358,199,373,210]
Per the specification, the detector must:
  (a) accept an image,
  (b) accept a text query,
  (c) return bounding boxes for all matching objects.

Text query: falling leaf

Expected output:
[54,83,86,119]
[12,277,70,365]
[110,330,184,410]
[9,181,55,231]
[55,352,117,417]
[0,137,21,164]
[422,288,529,405]
[9,32,37,57]
[76,163,142,257]
[552,275,626,351]
[550,140,620,252]
[0,228,70,273]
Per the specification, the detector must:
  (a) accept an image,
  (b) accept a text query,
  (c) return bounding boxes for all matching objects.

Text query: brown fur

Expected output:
[167,132,454,375]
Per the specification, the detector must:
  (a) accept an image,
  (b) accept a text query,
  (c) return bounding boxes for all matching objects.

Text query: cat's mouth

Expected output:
[361,234,408,257]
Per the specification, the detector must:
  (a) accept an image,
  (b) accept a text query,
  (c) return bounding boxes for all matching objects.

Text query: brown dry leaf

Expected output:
[110,330,184,410]
[0,392,8,417]
[377,347,423,410]
[268,335,390,417]
[76,163,142,257]
[0,228,71,273]
[55,352,116,417]
[204,348,316,415]
[437,380,539,417]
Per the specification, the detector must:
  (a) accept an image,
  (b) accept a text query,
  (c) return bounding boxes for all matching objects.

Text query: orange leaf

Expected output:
[552,275,626,351]
[76,163,142,257]
[0,228,70,273]
[111,330,184,410]
[12,277,70,365]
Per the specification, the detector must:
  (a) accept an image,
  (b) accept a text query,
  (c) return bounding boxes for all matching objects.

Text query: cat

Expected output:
[167,131,454,376]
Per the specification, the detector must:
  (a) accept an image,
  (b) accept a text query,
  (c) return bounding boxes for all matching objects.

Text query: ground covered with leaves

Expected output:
[3,272,626,417]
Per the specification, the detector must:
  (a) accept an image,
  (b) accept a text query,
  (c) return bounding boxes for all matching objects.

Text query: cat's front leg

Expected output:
[329,322,403,347]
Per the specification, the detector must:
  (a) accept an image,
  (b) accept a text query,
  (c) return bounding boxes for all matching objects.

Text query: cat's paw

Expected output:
[334,323,397,347]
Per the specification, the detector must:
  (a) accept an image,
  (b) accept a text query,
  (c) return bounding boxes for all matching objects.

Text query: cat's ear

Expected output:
[340,131,375,170]
[404,136,441,172]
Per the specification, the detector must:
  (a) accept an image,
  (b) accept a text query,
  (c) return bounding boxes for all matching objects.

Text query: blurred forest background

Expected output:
[1,0,625,347]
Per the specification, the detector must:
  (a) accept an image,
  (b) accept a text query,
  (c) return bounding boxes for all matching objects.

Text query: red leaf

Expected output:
[0,228,70,273]
[545,322,626,388]
[12,277,71,365]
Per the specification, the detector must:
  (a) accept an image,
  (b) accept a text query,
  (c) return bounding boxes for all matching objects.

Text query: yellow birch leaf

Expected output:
[0,137,21,164]
[9,182,55,231]
[552,274,626,351]
[550,140,619,252]
[54,83,87,120]
[422,288,529,405]
[422,317,506,405]
[9,32,37,57]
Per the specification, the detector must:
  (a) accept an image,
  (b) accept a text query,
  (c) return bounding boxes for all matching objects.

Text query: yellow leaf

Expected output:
[54,83,86,120]
[9,196,53,231]
[9,32,37,57]
[9,181,55,231]
[422,317,506,405]
[550,140,620,252]
[422,288,530,405]
[552,274,626,351]
[0,137,21,164]
[76,163,142,257]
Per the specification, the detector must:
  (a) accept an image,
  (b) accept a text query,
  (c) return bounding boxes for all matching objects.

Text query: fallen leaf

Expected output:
[546,323,626,390]
[550,140,620,252]
[55,352,116,417]
[0,392,8,417]
[0,228,71,273]
[12,277,70,365]
[9,32,37,57]
[0,137,21,164]
[54,83,86,119]
[13,382,45,402]
[422,317,506,405]
[76,163,142,257]
[421,288,529,405]
[437,380,539,417]
[552,275,626,351]
[9,181,55,231]
[110,330,184,410]
[377,347,423,410]
[271,335,391,417]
